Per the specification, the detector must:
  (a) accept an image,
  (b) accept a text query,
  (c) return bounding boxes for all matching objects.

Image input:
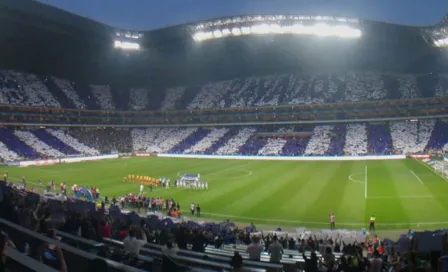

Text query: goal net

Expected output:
[434,161,448,178]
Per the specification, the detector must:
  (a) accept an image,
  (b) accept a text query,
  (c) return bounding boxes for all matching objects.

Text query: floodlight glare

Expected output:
[114,40,140,50]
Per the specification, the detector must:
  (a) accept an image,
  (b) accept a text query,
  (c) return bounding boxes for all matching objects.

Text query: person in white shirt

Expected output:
[139,184,143,194]
[123,228,147,257]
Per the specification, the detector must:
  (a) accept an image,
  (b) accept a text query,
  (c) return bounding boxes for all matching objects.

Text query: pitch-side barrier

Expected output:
[157,154,406,161]
[10,154,119,167]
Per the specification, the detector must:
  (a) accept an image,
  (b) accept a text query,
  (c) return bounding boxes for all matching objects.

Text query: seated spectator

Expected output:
[123,227,147,257]
[38,230,67,272]
[231,251,250,272]
[247,237,264,261]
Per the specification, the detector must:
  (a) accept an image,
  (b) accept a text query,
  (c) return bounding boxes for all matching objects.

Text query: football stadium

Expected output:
[0,0,448,271]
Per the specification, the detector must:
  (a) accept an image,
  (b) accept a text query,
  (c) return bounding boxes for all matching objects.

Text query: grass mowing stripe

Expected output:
[302,162,353,222]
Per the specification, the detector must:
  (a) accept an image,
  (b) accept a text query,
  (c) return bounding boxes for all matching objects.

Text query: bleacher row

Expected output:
[0,120,447,162]
[1,70,448,112]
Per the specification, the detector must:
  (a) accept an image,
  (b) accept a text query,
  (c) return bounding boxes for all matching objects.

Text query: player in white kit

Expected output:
[140,184,144,194]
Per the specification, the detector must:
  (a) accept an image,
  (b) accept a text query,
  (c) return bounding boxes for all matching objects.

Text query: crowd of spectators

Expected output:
[0,181,441,271]
[1,70,448,113]
[0,120,446,162]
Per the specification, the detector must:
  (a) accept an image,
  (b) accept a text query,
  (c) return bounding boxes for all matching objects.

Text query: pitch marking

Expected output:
[348,172,365,184]
[410,170,424,185]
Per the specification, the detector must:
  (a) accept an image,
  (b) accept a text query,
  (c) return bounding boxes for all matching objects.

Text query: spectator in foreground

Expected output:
[161,241,178,257]
[303,251,318,272]
[268,236,283,263]
[369,250,382,272]
[231,251,250,272]
[247,237,264,261]
[123,227,147,257]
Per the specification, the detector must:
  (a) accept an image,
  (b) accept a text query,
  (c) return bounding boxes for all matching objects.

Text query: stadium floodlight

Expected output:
[192,22,362,42]
[221,28,231,37]
[114,40,140,50]
[435,37,448,47]
[231,27,242,36]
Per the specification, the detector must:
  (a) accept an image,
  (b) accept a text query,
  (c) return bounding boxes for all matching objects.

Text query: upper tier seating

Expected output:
[0,70,60,108]
[1,70,448,111]
[90,84,115,110]
[51,77,87,109]
[129,88,149,111]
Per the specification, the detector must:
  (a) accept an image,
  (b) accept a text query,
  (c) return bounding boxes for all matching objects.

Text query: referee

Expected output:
[369,215,375,231]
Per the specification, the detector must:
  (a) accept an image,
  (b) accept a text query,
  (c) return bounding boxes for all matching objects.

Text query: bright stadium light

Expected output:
[114,40,140,50]
[192,20,362,42]
[435,37,448,47]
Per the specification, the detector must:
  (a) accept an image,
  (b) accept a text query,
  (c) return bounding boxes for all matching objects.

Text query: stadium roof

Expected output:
[1,0,448,89]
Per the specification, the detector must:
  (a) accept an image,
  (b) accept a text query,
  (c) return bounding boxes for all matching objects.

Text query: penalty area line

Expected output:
[410,170,424,185]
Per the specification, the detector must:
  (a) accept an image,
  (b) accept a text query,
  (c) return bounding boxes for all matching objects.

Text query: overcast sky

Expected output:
[36,0,448,31]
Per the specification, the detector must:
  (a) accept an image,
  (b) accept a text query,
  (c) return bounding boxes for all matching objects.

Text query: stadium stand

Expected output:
[1,0,448,270]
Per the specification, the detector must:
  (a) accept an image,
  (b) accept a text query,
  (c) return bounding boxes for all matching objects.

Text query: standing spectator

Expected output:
[123,227,147,257]
[247,237,264,261]
[369,250,382,272]
[303,251,318,272]
[268,236,283,263]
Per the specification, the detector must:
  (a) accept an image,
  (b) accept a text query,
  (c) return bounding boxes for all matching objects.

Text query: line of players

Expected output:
[175,179,208,190]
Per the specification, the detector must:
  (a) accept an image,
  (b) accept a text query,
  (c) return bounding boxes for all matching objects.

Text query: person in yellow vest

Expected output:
[369,215,375,231]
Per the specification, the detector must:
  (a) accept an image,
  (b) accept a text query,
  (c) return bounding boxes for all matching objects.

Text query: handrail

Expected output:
[0,218,146,272]
[6,247,59,272]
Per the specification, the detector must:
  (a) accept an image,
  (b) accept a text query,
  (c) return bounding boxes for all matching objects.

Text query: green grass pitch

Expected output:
[2,157,448,230]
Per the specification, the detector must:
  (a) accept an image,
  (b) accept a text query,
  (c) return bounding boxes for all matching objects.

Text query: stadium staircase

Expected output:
[31,129,80,155]
[327,124,346,156]
[168,128,209,153]
[0,128,40,159]
[427,120,448,150]
[367,123,393,154]
[39,76,75,109]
